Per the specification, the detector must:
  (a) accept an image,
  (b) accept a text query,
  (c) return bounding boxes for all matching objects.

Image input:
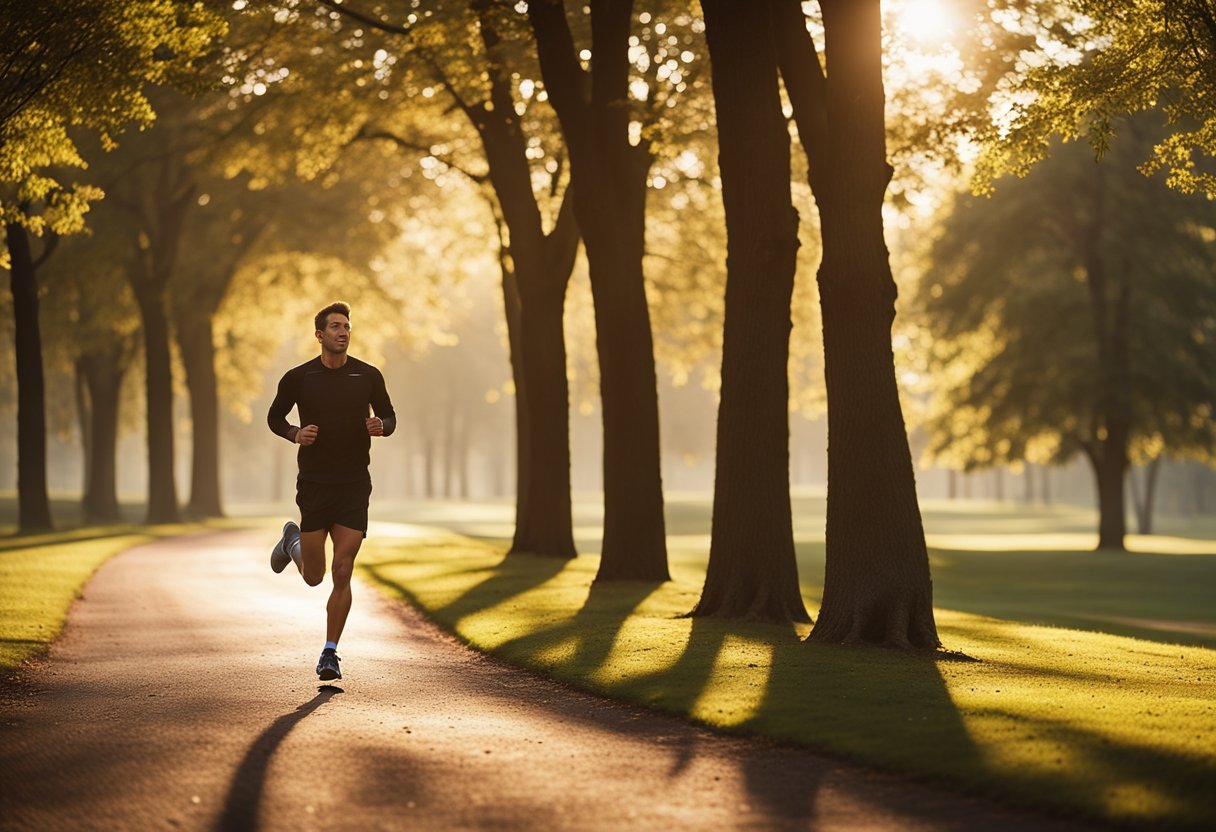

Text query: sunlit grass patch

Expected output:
[358,527,1216,830]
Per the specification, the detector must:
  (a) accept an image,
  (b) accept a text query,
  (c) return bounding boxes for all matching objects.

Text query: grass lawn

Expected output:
[357,494,1216,830]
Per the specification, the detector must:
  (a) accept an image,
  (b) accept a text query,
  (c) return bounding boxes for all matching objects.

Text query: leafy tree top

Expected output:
[0,0,225,238]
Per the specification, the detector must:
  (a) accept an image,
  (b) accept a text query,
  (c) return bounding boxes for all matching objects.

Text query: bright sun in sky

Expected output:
[895,0,957,45]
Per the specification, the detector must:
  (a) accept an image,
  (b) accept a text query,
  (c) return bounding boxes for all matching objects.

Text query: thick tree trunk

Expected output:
[511,283,577,557]
[468,6,579,558]
[500,265,533,542]
[1089,430,1129,550]
[1023,463,1035,503]
[77,353,124,523]
[116,157,193,525]
[5,221,52,532]
[692,0,808,622]
[133,282,180,524]
[178,317,223,518]
[795,0,938,648]
[528,0,668,582]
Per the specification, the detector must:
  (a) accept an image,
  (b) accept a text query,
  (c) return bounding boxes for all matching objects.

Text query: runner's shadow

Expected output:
[216,688,341,832]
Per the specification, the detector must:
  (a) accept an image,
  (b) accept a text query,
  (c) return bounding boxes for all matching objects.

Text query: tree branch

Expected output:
[315,0,413,37]
[771,0,829,199]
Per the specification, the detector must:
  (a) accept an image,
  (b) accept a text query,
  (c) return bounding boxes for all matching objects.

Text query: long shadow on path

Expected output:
[216,687,342,832]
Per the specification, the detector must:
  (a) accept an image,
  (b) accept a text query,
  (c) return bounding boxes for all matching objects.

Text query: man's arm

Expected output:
[267,371,300,443]
[369,367,396,437]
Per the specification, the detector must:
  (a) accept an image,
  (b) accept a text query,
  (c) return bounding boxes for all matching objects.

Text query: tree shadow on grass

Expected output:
[361,552,569,627]
[216,687,341,832]
[739,639,984,824]
[492,580,662,675]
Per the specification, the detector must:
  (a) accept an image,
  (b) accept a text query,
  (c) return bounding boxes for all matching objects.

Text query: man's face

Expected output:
[317,313,351,354]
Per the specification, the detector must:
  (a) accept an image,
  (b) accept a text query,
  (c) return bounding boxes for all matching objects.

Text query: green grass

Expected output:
[0,517,260,672]
[357,497,1216,830]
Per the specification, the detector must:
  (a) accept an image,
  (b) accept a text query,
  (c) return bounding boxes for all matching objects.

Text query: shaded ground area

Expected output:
[1,528,1092,831]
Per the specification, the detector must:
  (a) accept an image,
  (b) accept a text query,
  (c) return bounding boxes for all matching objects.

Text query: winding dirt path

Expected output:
[1,528,1088,831]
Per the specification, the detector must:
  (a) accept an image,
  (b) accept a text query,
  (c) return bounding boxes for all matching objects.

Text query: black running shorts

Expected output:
[296,478,372,536]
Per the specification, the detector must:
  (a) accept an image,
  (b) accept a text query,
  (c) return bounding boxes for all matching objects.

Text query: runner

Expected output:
[267,301,396,681]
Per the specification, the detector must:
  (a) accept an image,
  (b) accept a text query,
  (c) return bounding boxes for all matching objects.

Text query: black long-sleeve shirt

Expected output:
[267,355,396,484]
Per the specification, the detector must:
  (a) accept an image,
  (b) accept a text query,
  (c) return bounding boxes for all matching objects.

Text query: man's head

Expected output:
[314,301,352,356]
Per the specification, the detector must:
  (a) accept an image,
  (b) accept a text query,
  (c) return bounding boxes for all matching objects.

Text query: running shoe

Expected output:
[271,520,301,573]
[317,648,342,681]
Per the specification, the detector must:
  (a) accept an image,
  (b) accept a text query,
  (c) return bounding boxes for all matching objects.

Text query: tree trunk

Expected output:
[5,221,53,532]
[691,0,808,622]
[779,0,938,647]
[1041,465,1052,505]
[177,316,223,517]
[467,5,579,558]
[528,0,669,581]
[994,467,1005,501]
[117,158,193,525]
[1088,429,1129,550]
[77,353,124,523]
[1023,462,1035,503]
[511,283,577,556]
[132,281,180,523]
[1129,456,1161,536]
[443,396,455,499]
[947,469,957,499]
[424,433,436,499]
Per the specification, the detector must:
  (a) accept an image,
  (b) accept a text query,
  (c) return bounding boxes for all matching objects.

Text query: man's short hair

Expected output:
[315,301,351,332]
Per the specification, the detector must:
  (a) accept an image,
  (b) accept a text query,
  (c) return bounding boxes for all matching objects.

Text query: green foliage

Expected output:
[0,0,226,240]
[966,0,1216,196]
[917,116,1216,471]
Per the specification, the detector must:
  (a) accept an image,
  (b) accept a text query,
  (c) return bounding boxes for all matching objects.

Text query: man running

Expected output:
[267,301,396,682]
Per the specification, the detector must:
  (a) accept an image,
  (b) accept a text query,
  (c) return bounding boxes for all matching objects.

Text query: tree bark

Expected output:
[177,316,223,517]
[5,221,52,532]
[1129,456,1161,535]
[1089,430,1129,550]
[528,0,669,581]
[466,4,579,558]
[116,155,194,525]
[76,352,124,523]
[777,0,938,647]
[691,0,808,622]
[132,279,180,524]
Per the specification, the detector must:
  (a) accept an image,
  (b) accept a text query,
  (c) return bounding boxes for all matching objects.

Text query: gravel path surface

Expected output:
[1,528,1089,831]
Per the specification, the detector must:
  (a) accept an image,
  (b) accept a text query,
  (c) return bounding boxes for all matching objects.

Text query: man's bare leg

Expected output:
[299,528,328,587]
[326,524,364,645]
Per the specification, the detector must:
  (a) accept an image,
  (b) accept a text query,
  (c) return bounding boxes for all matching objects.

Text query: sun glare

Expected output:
[896,0,956,45]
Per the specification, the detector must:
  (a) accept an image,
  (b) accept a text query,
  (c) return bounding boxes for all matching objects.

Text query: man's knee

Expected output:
[331,557,354,586]
[303,565,326,587]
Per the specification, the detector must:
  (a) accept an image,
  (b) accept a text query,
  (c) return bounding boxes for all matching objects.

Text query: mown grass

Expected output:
[0,516,259,672]
[357,497,1216,830]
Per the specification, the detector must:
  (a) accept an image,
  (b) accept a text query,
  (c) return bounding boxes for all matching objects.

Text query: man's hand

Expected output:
[297,425,319,446]
[366,416,385,437]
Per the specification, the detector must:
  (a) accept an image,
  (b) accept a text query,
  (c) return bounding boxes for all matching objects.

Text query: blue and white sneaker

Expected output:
[271,521,301,573]
[317,648,342,681]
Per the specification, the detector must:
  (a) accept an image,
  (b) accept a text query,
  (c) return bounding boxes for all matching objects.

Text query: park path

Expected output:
[1,527,1086,832]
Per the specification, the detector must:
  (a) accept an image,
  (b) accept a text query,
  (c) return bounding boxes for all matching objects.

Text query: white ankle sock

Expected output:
[324,641,338,652]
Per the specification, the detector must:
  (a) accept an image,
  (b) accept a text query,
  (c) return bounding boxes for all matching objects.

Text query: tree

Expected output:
[690,1,808,622]
[918,117,1216,550]
[38,210,142,524]
[273,0,582,558]
[775,0,939,647]
[1,0,223,530]
[526,0,672,582]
